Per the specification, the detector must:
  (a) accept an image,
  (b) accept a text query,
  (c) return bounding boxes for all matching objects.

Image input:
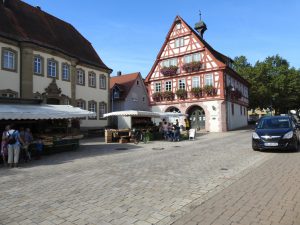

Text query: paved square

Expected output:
[0,130,271,225]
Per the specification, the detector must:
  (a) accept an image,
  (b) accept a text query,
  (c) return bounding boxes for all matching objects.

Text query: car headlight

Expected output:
[252,132,260,139]
[283,131,293,139]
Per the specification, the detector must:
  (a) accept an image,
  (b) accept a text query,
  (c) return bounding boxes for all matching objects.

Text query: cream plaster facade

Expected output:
[0,41,20,95]
[0,39,110,129]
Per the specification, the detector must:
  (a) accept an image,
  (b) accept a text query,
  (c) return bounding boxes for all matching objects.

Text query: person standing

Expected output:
[184,119,190,136]
[7,125,24,168]
[1,125,10,166]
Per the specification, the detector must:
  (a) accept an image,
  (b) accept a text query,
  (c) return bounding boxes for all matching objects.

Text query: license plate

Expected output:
[264,142,278,147]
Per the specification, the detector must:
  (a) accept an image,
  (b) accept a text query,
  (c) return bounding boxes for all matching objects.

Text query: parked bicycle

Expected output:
[132,129,150,144]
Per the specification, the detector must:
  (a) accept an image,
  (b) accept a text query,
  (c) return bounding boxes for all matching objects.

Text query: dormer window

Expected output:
[113,89,120,99]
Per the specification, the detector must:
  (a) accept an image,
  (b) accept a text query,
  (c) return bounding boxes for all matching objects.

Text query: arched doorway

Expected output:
[165,106,180,113]
[187,105,205,130]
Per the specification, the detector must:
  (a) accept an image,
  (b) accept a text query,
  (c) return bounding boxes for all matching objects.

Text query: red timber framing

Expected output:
[145,15,249,107]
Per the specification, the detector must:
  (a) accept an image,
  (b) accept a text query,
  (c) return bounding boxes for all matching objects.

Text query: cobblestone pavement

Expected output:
[172,148,300,225]
[0,129,272,225]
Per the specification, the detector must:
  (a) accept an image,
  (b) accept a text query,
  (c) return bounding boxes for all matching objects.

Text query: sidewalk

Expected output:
[171,152,300,225]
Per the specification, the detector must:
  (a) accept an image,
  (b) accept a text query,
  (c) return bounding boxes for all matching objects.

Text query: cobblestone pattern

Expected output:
[172,152,300,225]
[0,130,271,225]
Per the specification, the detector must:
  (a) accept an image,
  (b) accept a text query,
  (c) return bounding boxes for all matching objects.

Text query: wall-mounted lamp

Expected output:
[212,106,216,111]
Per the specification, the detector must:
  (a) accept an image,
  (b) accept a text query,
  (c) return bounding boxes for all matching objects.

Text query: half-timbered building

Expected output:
[145,16,249,132]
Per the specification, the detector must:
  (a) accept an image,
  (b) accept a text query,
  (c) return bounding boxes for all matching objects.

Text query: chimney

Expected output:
[194,11,207,38]
[117,71,122,76]
[36,6,41,10]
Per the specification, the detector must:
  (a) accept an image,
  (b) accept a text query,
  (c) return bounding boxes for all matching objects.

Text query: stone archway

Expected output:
[187,105,206,130]
[165,106,181,113]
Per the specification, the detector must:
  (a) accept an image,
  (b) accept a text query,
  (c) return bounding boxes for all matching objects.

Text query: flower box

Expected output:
[176,89,187,99]
[160,66,178,76]
[203,85,216,96]
[162,91,175,101]
[182,61,202,72]
[152,92,162,102]
[191,87,203,98]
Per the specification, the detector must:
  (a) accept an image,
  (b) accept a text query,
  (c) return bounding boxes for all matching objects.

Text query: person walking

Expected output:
[7,125,24,168]
[1,125,10,166]
[20,128,33,162]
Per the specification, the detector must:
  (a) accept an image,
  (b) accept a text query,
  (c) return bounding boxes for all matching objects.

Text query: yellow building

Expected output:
[0,0,112,129]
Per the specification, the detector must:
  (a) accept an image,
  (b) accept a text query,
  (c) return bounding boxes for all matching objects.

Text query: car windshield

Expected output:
[257,117,291,129]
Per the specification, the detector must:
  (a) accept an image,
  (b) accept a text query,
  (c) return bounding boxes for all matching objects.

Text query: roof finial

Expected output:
[194,10,207,38]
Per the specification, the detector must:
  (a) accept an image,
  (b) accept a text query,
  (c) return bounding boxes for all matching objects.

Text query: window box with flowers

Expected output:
[191,87,203,98]
[176,89,187,99]
[160,66,178,76]
[162,91,175,101]
[226,86,242,100]
[203,85,216,96]
[152,92,162,102]
[182,61,202,72]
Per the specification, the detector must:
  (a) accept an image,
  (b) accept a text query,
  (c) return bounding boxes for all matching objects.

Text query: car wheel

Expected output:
[252,146,259,151]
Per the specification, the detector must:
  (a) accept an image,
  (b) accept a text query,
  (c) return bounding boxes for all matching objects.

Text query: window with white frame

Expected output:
[34,56,43,75]
[184,52,201,63]
[205,74,213,86]
[192,76,200,88]
[76,99,86,109]
[47,59,57,78]
[179,79,186,89]
[99,102,107,118]
[88,72,96,87]
[155,82,161,92]
[62,63,70,81]
[99,74,106,89]
[165,81,172,91]
[176,22,181,30]
[77,69,85,85]
[2,48,17,71]
[88,101,97,119]
[175,37,184,48]
[161,58,177,67]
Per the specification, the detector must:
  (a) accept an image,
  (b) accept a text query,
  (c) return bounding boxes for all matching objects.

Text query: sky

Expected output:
[23,0,300,77]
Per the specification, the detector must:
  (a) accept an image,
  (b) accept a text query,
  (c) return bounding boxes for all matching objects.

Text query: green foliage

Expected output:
[233,55,300,114]
[176,89,187,99]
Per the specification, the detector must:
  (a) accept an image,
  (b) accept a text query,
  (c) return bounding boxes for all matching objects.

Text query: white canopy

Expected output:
[103,110,161,118]
[103,110,188,118]
[0,104,96,120]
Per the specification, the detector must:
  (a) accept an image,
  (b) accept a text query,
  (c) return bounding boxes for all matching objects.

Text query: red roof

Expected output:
[110,72,140,99]
[0,0,111,71]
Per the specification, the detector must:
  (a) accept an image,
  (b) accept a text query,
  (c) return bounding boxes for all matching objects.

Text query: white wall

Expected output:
[227,102,248,130]
[0,42,20,95]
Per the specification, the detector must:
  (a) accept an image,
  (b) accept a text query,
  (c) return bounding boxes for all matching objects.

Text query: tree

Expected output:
[233,55,300,114]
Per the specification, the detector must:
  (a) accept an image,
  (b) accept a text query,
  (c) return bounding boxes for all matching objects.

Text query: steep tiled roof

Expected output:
[0,0,111,71]
[110,72,140,99]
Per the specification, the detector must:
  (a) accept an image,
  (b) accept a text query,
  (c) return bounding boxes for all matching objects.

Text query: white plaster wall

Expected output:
[151,100,226,132]
[118,116,131,129]
[0,42,20,95]
[227,102,248,130]
[124,76,149,111]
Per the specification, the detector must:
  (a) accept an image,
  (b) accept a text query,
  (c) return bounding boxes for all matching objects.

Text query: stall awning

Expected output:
[103,110,188,118]
[0,104,96,120]
[103,110,161,118]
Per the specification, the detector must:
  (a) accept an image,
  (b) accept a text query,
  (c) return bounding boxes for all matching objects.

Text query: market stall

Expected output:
[103,110,188,143]
[0,103,95,154]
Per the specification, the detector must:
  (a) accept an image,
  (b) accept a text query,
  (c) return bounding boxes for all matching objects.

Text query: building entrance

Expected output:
[187,106,205,130]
